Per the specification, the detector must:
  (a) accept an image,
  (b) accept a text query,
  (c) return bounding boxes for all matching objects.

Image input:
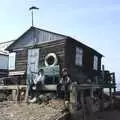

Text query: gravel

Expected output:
[0,100,66,120]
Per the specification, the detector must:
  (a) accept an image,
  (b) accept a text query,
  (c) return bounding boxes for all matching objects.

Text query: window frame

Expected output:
[9,52,16,70]
[75,47,83,66]
[93,55,98,70]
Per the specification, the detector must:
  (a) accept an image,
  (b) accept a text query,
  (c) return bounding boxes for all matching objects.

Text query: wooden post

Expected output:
[24,85,29,103]
[12,89,17,101]
[112,73,116,96]
[90,88,94,98]
[100,88,104,111]
[110,72,116,107]
[109,87,112,108]
[102,65,105,83]
[16,85,20,104]
[69,84,78,120]
[99,65,105,111]
[69,84,77,112]
[80,90,86,120]
[86,97,96,120]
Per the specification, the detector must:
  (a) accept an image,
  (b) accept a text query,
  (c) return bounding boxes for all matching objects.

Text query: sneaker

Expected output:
[29,97,37,103]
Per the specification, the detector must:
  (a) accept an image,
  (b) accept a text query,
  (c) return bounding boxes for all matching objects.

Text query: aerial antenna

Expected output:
[29,6,39,26]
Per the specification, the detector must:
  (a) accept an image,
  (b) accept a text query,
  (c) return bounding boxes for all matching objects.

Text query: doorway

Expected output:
[27,48,39,84]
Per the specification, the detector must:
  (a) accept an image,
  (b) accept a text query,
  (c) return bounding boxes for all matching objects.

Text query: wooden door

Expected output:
[27,48,39,84]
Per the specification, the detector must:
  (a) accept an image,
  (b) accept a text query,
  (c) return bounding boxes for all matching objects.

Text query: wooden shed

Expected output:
[6,26,103,85]
[0,40,14,79]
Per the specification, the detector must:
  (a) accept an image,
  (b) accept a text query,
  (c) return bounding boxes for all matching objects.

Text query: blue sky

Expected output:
[0,0,120,84]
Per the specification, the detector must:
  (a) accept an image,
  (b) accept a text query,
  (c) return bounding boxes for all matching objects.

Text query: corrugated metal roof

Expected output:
[0,40,15,55]
[6,27,67,51]
[6,27,103,56]
[0,40,15,50]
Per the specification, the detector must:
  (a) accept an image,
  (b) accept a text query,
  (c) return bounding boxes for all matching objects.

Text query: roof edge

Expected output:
[6,26,68,51]
[67,37,103,57]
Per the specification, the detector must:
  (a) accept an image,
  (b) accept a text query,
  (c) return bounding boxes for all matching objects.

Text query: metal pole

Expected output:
[102,65,105,81]
[31,10,34,26]
[29,6,39,27]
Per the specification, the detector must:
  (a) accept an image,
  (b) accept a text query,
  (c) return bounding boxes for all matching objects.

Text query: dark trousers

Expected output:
[29,81,42,98]
[29,83,34,98]
[57,83,70,100]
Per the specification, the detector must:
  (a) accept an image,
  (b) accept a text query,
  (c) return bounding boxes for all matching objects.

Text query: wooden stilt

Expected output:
[86,97,96,120]
[16,85,20,104]
[69,84,78,120]
[90,88,94,98]
[109,87,112,108]
[100,88,104,111]
[70,85,77,110]
[12,89,17,101]
[112,73,116,97]
[99,65,105,111]
[24,85,29,103]
[80,90,86,120]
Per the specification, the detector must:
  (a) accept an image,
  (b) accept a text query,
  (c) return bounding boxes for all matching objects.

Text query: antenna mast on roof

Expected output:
[29,6,39,26]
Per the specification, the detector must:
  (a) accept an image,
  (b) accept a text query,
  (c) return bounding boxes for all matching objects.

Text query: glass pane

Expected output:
[9,52,16,70]
[75,47,83,66]
[93,56,98,70]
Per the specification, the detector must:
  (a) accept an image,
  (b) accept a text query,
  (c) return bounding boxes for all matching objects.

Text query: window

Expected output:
[75,47,83,66]
[9,52,16,70]
[93,55,98,70]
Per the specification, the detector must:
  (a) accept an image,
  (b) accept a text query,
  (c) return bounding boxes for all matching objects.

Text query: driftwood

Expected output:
[24,85,29,103]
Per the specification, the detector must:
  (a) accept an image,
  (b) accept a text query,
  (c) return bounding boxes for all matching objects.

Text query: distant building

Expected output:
[0,40,14,77]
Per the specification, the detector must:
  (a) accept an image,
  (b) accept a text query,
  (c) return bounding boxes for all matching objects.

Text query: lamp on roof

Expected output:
[29,6,39,27]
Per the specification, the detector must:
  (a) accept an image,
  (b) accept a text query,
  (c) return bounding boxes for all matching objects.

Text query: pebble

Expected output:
[0,100,65,120]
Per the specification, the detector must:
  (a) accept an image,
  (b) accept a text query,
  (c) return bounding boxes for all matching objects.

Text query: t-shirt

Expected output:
[59,76,70,84]
[33,74,45,85]
[59,76,70,91]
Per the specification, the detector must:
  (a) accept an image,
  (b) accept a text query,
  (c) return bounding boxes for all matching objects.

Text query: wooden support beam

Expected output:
[69,84,79,120]
[0,85,57,91]
[100,88,104,111]
[69,84,77,113]
[0,85,27,90]
[86,97,96,120]
[112,73,116,95]
[12,89,17,101]
[16,85,20,104]
[90,88,94,98]
[24,85,29,103]
[109,87,113,108]
[80,90,86,120]
[102,65,105,82]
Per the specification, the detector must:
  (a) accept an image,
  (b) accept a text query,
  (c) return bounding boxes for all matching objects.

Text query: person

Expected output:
[29,69,45,102]
[57,68,71,100]
[34,69,45,86]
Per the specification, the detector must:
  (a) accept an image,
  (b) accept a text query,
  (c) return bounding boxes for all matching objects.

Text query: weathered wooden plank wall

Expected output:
[6,27,103,86]
[65,38,102,83]
[10,37,102,84]
[12,39,66,84]
[8,27,66,51]
[14,39,66,73]
[38,39,65,68]
[15,49,28,71]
